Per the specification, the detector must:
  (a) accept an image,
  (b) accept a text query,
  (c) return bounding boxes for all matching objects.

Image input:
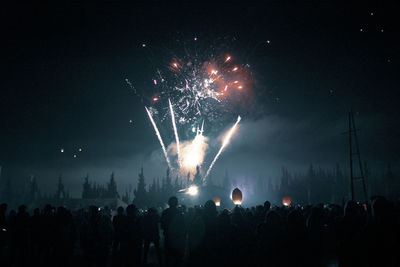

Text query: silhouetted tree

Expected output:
[82,174,91,199]
[133,166,147,207]
[105,173,119,198]
[55,175,66,199]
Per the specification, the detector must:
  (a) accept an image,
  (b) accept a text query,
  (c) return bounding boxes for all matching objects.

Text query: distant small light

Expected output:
[173,63,178,68]
[381,29,384,32]
[129,119,133,124]
[142,43,146,47]
[238,86,243,89]
[192,127,196,132]
[73,154,77,158]
[78,148,82,152]
[60,148,64,153]
[225,56,231,62]
[153,79,157,85]
[370,12,374,16]
[233,81,238,84]
[153,97,159,102]
[266,40,271,44]
[224,85,228,91]
[360,28,363,32]
[232,67,238,71]
[194,37,198,41]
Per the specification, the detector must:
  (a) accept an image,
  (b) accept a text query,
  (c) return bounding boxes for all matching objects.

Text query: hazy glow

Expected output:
[187,185,198,196]
[179,133,208,176]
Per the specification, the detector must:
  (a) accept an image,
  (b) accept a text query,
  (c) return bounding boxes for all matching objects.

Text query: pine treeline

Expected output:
[81,173,120,199]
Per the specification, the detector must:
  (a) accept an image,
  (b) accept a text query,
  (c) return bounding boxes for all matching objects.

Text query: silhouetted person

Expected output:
[336,201,367,267]
[112,206,126,263]
[161,196,185,267]
[365,197,398,266]
[80,206,112,267]
[142,207,162,265]
[54,206,76,267]
[124,204,142,267]
[256,210,285,266]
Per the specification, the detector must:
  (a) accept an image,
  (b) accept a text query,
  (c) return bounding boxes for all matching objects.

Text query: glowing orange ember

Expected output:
[282,196,291,206]
[213,196,221,207]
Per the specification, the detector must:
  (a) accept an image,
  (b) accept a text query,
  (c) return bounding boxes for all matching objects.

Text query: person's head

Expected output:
[264,201,271,211]
[117,206,124,216]
[33,208,40,216]
[18,205,27,214]
[344,200,359,218]
[168,196,178,208]
[148,207,157,216]
[88,206,99,218]
[204,200,217,217]
[126,204,138,217]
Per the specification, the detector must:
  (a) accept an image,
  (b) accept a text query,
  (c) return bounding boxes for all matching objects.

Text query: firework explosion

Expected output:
[154,53,249,128]
[132,42,248,182]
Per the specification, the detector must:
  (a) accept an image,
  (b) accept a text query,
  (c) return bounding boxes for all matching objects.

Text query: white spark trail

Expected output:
[145,106,172,169]
[204,115,241,180]
[169,99,180,162]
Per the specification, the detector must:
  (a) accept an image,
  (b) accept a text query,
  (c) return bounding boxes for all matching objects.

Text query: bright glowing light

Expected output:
[142,43,146,47]
[224,85,228,91]
[73,154,77,158]
[232,188,243,205]
[234,80,238,84]
[232,67,238,71]
[145,106,172,169]
[225,56,231,62]
[60,148,64,153]
[213,196,221,206]
[187,186,198,196]
[204,116,241,180]
[211,69,218,75]
[129,119,133,124]
[173,63,178,68]
[78,148,82,152]
[169,99,180,161]
[179,133,208,175]
[153,79,157,85]
[238,86,243,89]
[282,196,291,206]
[153,97,159,102]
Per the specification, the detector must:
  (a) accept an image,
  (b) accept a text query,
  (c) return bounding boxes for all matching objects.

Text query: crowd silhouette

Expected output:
[0,196,398,266]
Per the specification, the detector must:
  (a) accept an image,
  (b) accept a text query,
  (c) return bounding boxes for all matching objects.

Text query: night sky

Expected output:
[1,1,399,196]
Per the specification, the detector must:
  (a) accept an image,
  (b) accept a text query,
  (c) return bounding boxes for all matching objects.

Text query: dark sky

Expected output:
[1,1,399,196]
